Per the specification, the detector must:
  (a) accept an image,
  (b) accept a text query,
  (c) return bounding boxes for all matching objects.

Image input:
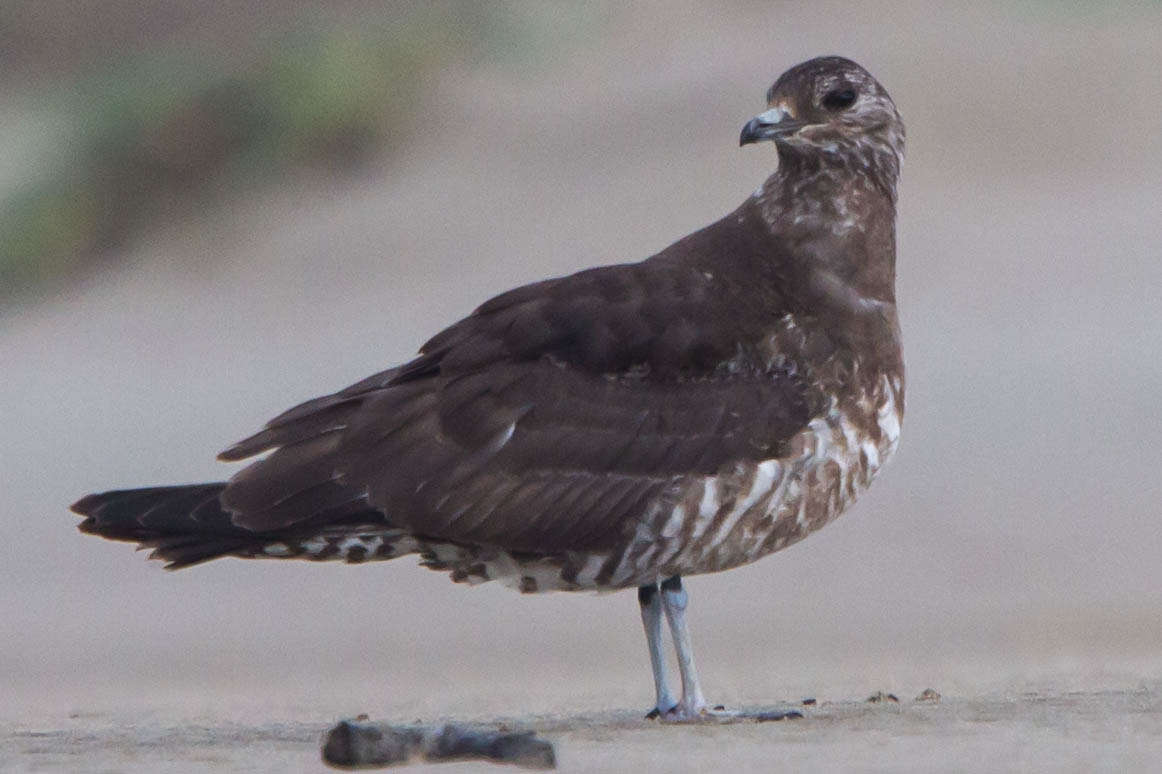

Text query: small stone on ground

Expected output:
[866,691,900,703]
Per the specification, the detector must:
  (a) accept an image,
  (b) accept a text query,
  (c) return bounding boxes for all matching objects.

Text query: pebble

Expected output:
[866,691,899,703]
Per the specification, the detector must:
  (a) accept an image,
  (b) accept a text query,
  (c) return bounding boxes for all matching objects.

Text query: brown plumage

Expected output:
[73,56,906,720]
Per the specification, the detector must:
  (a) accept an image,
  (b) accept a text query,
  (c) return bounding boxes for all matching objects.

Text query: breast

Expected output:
[594,367,904,586]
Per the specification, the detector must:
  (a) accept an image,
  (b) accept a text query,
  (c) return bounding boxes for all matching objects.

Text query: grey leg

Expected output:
[638,583,677,717]
[659,576,708,719]
[643,577,801,724]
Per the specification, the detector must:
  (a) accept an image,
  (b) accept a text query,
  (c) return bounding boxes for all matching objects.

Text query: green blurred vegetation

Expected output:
[0,4,605,299]
[0,15,446,296]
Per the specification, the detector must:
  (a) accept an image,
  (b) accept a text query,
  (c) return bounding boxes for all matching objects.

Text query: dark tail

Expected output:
[72,483,265,569]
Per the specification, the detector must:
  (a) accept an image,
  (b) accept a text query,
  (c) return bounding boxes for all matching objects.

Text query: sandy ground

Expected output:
[3,1,1162,771]
[7,686,1162,772]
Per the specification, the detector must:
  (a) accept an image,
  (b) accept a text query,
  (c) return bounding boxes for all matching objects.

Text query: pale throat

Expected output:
[756,146,900,312]
[764,143,898,228]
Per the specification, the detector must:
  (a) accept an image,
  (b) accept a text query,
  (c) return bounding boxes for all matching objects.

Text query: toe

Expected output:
[659,701,711,723]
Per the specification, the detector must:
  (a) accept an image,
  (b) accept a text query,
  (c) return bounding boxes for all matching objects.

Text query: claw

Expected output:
[653,699,713,723]
[644,702,680,720]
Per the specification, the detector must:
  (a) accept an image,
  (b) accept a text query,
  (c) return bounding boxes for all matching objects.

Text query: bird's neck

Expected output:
[754,147,900,313]
[762,143,900,223]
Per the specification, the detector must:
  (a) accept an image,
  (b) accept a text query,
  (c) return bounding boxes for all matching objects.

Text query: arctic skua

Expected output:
[73,56,906,721]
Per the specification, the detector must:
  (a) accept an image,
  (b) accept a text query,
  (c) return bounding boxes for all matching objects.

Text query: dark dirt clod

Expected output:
[321,718,555,770]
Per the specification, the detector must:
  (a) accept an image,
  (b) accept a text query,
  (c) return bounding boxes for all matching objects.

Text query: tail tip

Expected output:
[70,492,102,516]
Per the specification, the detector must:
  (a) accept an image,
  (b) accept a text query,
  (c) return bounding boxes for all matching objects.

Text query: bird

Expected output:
[72,55,906,722]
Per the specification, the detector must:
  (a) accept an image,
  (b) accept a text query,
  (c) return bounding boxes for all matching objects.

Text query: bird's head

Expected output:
[740,56,904,169]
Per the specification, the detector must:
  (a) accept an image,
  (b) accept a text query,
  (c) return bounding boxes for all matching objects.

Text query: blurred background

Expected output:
[3,0,1161,725]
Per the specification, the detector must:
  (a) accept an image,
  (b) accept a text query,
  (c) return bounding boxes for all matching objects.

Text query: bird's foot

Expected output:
[646,701,804,724]
[646,698,725,723]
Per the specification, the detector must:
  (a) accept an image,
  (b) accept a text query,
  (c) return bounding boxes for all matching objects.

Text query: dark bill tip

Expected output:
[739,108,805,146]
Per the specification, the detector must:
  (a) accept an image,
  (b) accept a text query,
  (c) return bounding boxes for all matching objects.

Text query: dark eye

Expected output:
[821,88,857,111]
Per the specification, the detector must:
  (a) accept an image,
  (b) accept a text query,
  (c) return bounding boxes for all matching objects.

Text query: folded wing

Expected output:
[218,239,814,553]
